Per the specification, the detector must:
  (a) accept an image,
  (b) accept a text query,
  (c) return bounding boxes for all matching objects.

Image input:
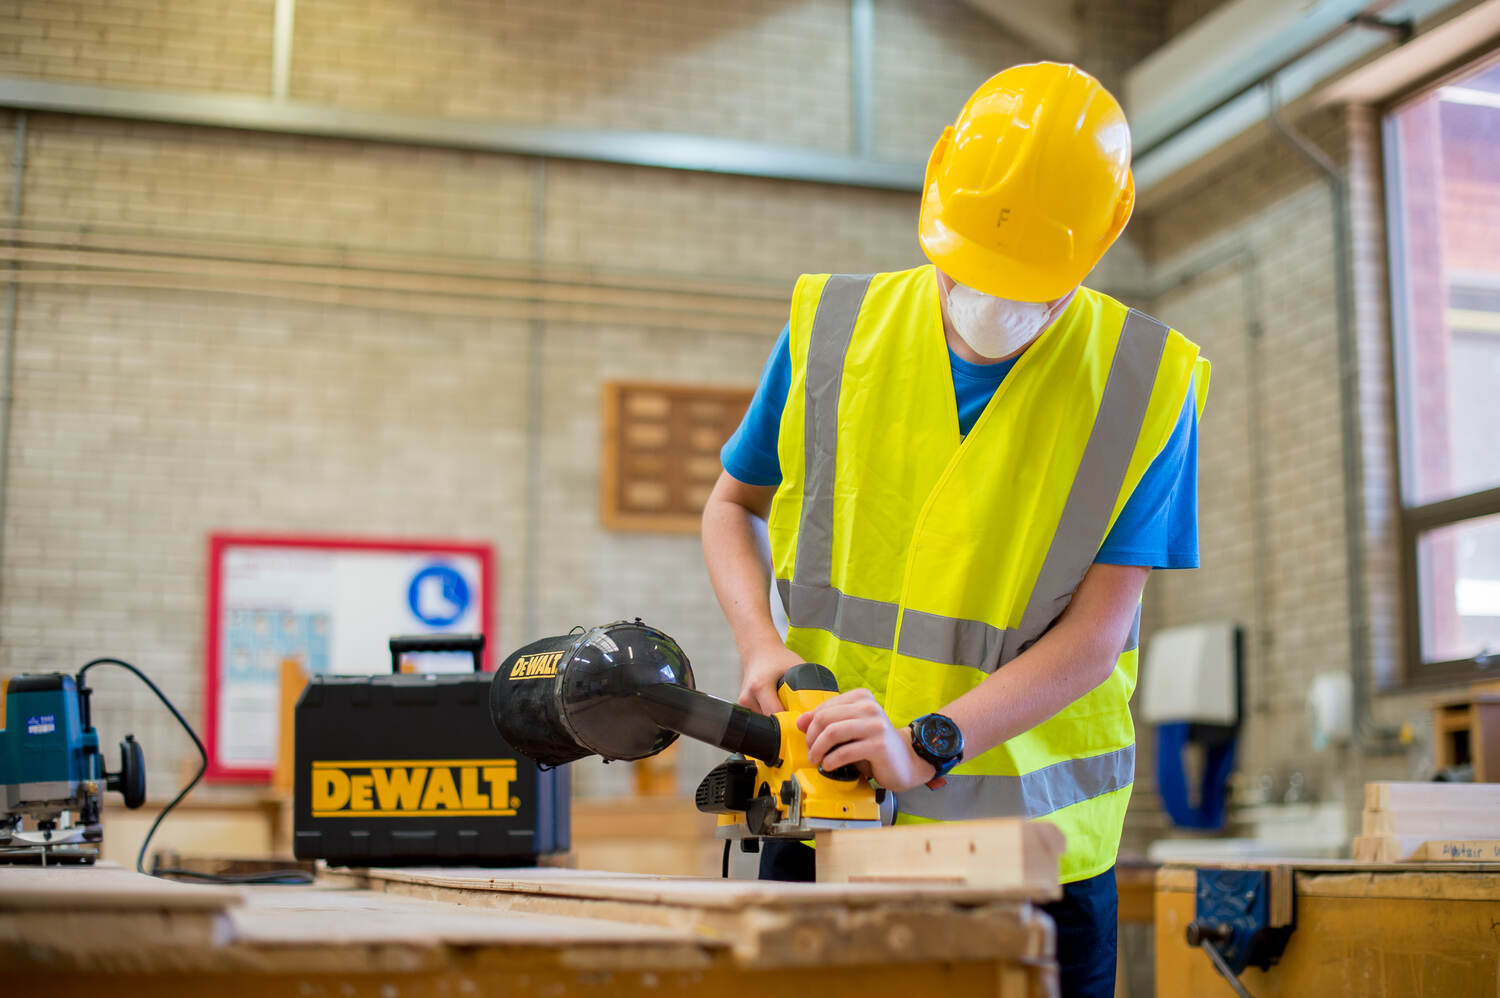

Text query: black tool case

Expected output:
[292,634,569,866]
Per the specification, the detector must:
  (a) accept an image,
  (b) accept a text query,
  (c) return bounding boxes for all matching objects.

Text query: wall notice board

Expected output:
[205,534,495,782]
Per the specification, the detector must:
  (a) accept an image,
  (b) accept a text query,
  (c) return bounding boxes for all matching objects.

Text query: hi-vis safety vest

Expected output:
[768,265,1210,883]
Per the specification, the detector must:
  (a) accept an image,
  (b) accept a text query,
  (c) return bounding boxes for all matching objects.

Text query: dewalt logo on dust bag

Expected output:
[310,759,520,817]
[507,650,563,680]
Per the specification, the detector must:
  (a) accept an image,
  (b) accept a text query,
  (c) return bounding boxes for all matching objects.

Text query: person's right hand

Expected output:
[736,643,806,716]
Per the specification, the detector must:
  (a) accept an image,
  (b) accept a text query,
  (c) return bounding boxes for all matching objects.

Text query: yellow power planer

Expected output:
[696,662,883,839]
[489,619,884,840]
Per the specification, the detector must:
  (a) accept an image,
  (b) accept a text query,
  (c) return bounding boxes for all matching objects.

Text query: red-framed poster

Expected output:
[205,533,496,782]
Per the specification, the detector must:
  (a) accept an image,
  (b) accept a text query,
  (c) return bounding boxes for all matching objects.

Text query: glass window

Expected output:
[1416,513,1500,664]
[1387,53,1500,679]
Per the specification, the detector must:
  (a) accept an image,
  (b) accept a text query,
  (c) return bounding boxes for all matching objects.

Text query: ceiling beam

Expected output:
[0,76,924,192]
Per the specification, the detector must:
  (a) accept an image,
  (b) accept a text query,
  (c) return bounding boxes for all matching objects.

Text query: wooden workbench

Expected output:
[1155,858,1500,996]
[2,864,1058,997]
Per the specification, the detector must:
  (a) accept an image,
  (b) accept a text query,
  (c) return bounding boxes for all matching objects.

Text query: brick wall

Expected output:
[292,0,854,151]
[21,115,539,257]
[541,159,920,283]
[0,0,274,94]
[870,0,1034,161]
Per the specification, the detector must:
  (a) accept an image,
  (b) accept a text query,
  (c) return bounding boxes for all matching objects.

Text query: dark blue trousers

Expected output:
[758,838,1117,998]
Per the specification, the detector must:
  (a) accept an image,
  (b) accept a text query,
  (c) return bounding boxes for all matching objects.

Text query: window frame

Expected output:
[1383,55,1500,686]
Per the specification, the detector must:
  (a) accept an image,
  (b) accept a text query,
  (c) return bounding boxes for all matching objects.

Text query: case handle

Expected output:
[388,633,485,674]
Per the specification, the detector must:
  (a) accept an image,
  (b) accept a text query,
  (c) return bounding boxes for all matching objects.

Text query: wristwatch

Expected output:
[909,713,965,778]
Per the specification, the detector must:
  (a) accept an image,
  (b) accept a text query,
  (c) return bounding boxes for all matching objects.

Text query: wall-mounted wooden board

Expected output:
[601,381,754,533]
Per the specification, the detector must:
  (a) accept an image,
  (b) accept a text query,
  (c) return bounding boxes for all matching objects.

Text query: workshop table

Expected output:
[1155,858,1500,996]
[1,864,1058,997]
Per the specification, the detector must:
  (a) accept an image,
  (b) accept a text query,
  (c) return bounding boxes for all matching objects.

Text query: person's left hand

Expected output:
[797,688,938,792]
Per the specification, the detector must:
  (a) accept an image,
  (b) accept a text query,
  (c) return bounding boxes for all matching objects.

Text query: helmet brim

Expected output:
[918,191,1091,303]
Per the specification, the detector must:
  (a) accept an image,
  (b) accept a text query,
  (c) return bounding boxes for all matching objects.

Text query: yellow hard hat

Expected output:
[918,62,1135,303]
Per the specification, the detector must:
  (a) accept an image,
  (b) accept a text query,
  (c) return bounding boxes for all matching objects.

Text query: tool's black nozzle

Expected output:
[634,683,781,764]
[489,620,781,768]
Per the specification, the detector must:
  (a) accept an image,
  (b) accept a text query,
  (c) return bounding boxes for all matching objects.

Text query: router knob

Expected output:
[106,734,147,810]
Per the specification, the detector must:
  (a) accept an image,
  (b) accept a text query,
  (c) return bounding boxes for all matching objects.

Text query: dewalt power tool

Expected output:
[489,619,884,840]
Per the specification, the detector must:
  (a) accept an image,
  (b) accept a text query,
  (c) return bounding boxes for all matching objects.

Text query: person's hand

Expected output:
[797,688,938,792]
[736,643,806,715]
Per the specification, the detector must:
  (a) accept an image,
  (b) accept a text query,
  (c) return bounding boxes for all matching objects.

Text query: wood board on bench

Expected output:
[3,863,1059,996]
[331,863,1056,968]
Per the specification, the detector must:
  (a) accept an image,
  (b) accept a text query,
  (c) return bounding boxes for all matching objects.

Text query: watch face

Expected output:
[917,715,961,758]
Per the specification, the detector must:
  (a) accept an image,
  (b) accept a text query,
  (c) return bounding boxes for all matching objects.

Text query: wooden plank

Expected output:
[1267,866,1294,927]
[1160,863,1500,895]
[1365,781,1500,812]
[1352,834,1404,862]
[1475,699,1500,782]
[1295,870,1500,902]
[1159,856,1500,878]
[813,819,1064,899]
[229,886,700,948]
[3,873,1058,993]
[8,954,1053,998]
[337,866,1055,969]
[0,864,242,911]
[271,657,306,791]
[1418,839,1500,861]
[346,863,1051,908]
[0,864,243,967]
[1361,806,1500,838]
[1354,836,1500,863]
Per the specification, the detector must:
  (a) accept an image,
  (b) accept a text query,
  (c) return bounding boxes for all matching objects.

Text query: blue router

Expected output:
[1,673,145,863]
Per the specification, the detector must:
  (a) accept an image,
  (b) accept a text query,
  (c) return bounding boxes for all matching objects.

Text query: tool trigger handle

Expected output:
[818,762,862,782]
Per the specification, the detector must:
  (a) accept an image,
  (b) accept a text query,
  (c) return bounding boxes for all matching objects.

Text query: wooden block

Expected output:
[1266,865,1294,927]
[1361,806,1500,838]
[1418,839,1500,861]
[813,819,1064,898]
[271,657,307,791]
[1353,835,1405,862]
[1354,836,1500,862]
[1364,781,1500,812]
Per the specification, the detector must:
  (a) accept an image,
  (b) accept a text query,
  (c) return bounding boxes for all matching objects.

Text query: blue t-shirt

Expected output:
[722,323,1200,569]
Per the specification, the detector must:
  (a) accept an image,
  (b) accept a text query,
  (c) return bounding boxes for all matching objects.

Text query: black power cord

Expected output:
[77,657,313,886]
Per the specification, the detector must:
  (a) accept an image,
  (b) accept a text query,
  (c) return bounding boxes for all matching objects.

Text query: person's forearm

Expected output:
[701,493,783,661]
[942,624,1118,758]
[940,564,1149,760]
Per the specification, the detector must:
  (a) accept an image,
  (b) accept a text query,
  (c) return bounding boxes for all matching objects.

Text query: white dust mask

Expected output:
[944,282,1056,359]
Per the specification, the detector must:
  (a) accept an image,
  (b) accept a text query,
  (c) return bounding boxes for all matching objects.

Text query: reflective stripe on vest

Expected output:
[783,273,1165,674]
[897,743,1137,821]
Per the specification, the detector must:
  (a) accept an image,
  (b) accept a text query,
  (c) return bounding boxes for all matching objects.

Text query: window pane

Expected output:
[1417,512,1500,663]
[1389,57,1500,504]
